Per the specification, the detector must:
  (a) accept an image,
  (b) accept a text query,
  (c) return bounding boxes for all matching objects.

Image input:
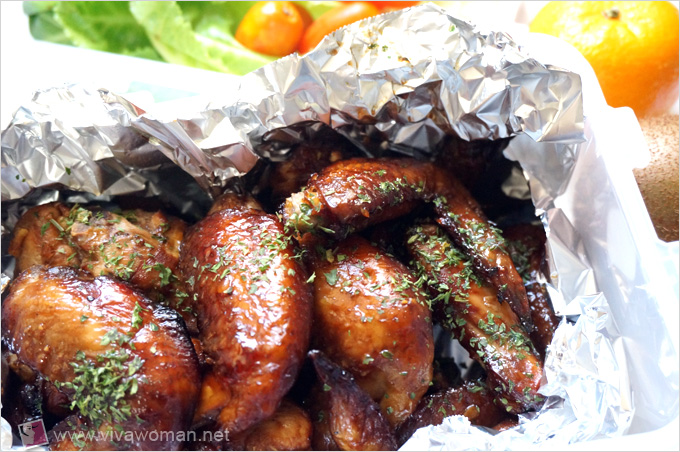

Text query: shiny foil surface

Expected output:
[2,3,677,451]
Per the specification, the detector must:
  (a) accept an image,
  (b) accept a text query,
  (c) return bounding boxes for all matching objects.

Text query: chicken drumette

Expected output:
[504,224,561,360]
[282,157,532,331]
[180,194,313,436]
[8,202,195,332]
[306,350,397,451]
[2,266,200,450]
[309,235,434,427]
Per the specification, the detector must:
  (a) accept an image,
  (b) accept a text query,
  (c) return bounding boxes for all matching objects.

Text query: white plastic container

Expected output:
[517,32,679,451]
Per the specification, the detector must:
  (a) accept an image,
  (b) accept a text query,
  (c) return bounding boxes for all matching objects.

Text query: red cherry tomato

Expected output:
[367,1,420,11]
[236,1,306,57]
[298,2,380,54]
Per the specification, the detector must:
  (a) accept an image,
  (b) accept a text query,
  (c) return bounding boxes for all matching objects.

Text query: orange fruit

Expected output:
[530,1,679,117]
[235,1,307,57]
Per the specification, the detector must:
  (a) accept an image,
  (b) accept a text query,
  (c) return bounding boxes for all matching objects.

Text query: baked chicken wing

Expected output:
[267,140,352,204]
[396,379,509,446]
[282,157,531,330]
[225,399,312,451]
[306,350,397,451]
[310,235,434,427]
[8,202,194,332]
[504,224,561,360]
[405,224,543,414]
[2,266,200,450]
[179,194,312,435]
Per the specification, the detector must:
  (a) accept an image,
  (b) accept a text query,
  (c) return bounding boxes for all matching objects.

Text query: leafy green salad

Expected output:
[24,1,338,75]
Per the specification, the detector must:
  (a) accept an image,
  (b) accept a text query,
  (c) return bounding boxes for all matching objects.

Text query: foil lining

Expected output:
[2,4,583,199]
[2,3,677,450]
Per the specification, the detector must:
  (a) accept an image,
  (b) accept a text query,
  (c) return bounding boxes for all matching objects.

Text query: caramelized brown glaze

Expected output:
[2,266,200,450]
[396,380,509,446]
[282,157,531,330]
[8,202,79,271]
[307,351,397,451]
[208,192,265,216]
[504,224,561,360]
[8,202,195,332]
[406,224,543,413]
[310,235,434,427]
[225,400,312,451]
[268,141,350,203]
[492,417,520,432]
[180,194,312,435]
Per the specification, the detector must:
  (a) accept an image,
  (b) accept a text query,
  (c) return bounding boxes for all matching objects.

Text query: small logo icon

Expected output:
[18,419,48,448]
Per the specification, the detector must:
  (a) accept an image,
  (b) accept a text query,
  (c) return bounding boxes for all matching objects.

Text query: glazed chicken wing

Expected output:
[179,194,312,435]
[8,202,194,332]
[267,141,351,204]
[433,136,512,190]
[224,399,312,451]
[310,235,434,427]
[282,157,531,330]
[504,224,561,360]
[2,266,200,450]
[8,202,79,271]
[306,350,397,451]
[405,224,544,413]
[396,379,509,447]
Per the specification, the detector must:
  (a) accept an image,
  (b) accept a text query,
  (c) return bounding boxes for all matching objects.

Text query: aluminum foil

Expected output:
[2,4,583,199]
[2,3,677,450]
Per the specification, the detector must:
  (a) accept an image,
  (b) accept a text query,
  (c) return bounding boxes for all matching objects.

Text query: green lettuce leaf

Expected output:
[53,2,162,60]
[24,1,340,75]
[177,1,257,48]
[24,1,161,60]
[24,2,71,45]
[27,11,73,46]
[129,1,275,74]
[23,1,59,16]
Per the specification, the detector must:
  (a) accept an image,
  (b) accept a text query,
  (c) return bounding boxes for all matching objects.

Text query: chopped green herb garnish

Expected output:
[131,302,146,329]
[54,346,144,429]
[380,350,394,360]
[324,269,338,286]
